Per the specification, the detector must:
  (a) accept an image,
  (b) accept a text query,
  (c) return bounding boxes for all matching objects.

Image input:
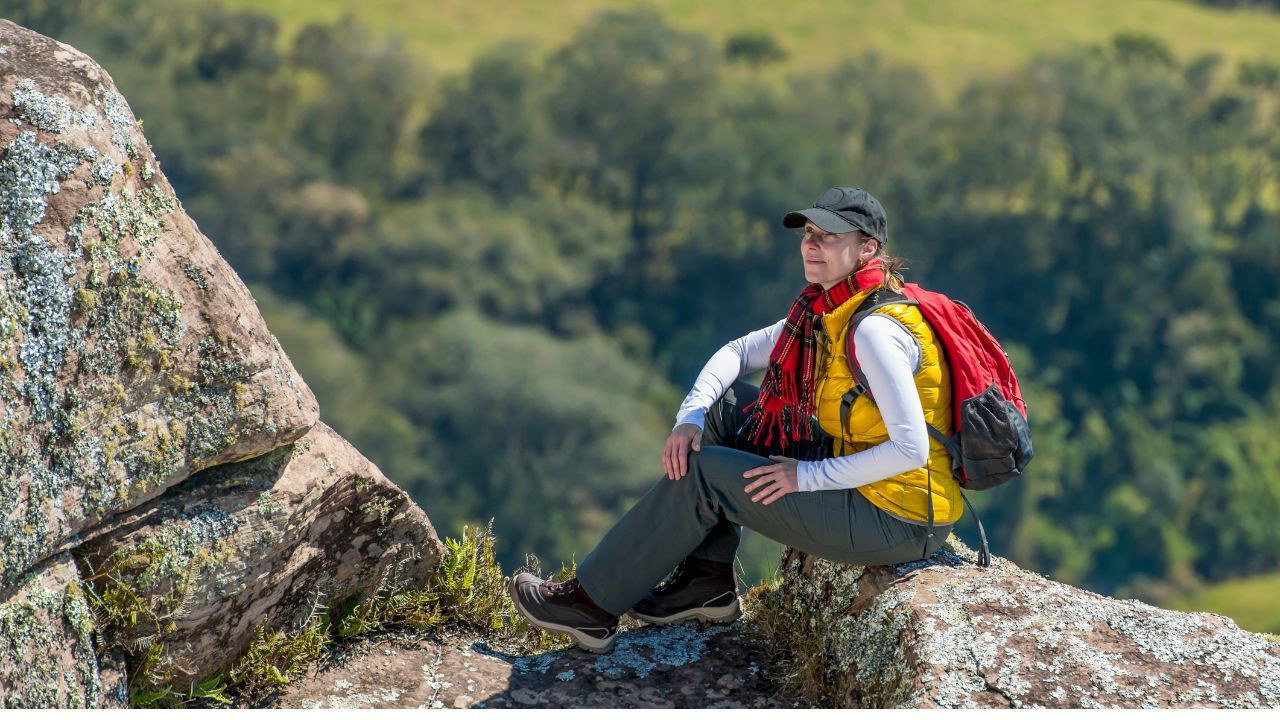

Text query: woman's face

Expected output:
[799,221,875,289]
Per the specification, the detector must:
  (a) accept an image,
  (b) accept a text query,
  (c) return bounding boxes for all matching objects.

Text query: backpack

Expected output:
[841,284,1034,567]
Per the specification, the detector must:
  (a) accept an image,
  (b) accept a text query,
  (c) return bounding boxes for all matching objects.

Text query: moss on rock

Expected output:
[0,553,124,708]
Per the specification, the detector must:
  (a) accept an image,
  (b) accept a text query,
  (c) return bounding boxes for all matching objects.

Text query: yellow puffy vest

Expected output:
[814,286,964,525]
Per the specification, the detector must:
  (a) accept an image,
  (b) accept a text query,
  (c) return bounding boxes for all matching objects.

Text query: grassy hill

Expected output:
[208,0,1280,98]
[1167,572,1280,636]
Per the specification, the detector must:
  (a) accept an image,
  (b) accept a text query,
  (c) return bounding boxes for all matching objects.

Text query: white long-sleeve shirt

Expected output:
[673,314,929,492]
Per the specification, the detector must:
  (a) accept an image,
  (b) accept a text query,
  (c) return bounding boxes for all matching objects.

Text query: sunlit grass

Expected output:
[204,0,1280,100]
[1167,572,1280,635]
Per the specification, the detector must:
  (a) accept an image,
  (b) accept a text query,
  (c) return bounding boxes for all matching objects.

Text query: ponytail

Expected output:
[881,255,905,292]
[860,231,906,292]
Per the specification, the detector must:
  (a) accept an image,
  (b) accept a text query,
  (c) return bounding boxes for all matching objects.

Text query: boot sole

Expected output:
[626,597,742,626]
[508,577,617,654]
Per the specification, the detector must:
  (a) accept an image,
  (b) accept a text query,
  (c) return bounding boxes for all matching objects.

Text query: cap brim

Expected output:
[782,207,862,234]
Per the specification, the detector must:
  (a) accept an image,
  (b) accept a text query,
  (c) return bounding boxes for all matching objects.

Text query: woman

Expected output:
[510,186,963,653]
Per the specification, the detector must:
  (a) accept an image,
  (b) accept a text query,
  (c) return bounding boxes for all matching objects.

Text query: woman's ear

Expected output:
[861,237,880,261]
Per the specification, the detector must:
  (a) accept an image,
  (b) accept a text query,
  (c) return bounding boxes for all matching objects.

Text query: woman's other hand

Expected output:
[742,455,799,505]
[663,423,704,480]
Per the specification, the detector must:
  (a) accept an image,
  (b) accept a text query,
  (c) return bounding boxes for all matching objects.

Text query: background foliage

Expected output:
[6,0,1280,629]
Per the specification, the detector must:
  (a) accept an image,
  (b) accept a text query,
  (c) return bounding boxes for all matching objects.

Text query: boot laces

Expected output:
[547,577,579,596]
[657,560,689,592]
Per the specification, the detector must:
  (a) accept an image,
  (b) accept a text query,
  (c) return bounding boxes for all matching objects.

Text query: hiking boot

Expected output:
[509,573,619,653]
[626,556,741,625]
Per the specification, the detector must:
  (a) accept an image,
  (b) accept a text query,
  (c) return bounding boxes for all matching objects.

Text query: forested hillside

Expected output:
[4,1,1279,624]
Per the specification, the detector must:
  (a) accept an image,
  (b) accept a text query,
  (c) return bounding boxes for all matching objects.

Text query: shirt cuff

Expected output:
[796,460,815,492]
[673,408,706,432]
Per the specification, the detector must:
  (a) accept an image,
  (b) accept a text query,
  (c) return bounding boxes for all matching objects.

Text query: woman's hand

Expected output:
[742,455,799,505]
[663,423,704,480]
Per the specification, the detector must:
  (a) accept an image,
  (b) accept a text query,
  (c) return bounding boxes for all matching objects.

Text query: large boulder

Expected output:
[756,538,1280,709]
[0,19,443,705]
[0,17,319,591]
[0,552,127,708]
[74,421,445,688]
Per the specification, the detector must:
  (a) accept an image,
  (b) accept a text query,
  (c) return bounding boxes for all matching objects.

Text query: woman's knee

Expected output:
[687,446,768,490]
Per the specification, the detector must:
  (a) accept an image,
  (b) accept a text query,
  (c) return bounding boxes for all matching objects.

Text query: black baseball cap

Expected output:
[782,187,888,243]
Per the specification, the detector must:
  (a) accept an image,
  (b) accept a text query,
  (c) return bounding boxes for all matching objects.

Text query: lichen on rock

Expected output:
[0,17,319,592]
[752,537,1280,709]
[0,553,126,708]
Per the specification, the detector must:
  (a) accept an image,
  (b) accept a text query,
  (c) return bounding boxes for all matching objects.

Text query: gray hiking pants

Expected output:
[576,380,954,616]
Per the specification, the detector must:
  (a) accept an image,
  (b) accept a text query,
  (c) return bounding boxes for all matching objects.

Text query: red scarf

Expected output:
[743,259,888,448]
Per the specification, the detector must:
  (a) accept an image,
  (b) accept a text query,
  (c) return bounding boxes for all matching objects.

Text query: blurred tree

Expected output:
[417,42,550,196]
[377,310,677,571]
[249,283,427,485]
[1238,60,1280,89]
[288,18,425,197]
[333,191,630,331]
[545,10,723,294]
[724,31,787,68]
[1186,401,1280,582]
[1194,0,1280,9]
[0,0,92,37]
[192,10,281,80]
[184,142,313,280]
[1110,32,1177,68]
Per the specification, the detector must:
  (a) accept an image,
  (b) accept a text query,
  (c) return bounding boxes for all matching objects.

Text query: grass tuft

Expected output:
[740,576,838,708]
[224,611,331,704]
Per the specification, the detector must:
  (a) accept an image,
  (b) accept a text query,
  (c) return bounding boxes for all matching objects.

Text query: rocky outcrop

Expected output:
[273,623,786,709]
[763,538,1280,709]
[0,17,319,592]
[0,19,444,707]
[259,535,1280,710]
[74,421,445,687]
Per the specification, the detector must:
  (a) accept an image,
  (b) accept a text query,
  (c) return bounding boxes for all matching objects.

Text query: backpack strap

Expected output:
[842,289,917,397]
[844,290,916,366]
[926,425,962,472]
[962,491,992,567]
[838,289,917,432]
[923,458,935,561]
